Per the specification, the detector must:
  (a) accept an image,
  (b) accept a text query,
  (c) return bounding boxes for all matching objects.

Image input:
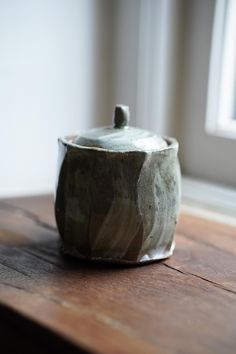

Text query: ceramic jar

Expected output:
[55,105,181,264]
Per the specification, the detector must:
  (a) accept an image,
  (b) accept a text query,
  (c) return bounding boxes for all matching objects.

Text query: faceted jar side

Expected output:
[136,139,181,262]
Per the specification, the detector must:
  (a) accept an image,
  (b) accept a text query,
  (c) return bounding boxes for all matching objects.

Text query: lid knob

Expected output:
[114,105,130,129]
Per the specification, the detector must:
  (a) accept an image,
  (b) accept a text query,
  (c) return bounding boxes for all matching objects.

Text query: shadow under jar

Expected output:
[55,105,181,264]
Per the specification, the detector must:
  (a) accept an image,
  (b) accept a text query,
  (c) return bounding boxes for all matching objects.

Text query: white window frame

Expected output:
[206,0,236,139]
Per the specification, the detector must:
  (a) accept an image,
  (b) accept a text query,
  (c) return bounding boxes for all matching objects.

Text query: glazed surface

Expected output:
[55,138,181,264]
[74,125,167,152]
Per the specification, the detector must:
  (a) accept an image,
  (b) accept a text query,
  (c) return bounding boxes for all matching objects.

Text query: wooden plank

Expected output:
[0,300,89,354]
[1,194,56,227]
[0,196,236,354]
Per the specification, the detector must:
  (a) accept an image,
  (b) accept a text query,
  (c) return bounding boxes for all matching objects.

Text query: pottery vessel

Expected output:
[55,105,181,264]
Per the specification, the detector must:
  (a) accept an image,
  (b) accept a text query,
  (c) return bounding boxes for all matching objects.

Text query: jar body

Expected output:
[55,137,181,264]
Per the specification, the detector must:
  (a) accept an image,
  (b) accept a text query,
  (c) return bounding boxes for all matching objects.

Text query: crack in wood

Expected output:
[0,280,33,293]
[20,248,64,270]
[0,201,57,233]
[162,262,236,295]
[0,260,31,278]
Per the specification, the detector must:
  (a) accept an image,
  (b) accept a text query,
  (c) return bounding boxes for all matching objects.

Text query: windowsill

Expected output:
[205,125,236,141]
[182,176,236,226]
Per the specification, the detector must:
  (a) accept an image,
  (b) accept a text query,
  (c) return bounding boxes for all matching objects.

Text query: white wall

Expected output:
[0,0,112,197]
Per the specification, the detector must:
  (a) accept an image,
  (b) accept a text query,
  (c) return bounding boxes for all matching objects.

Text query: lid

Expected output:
[73,105,167,152]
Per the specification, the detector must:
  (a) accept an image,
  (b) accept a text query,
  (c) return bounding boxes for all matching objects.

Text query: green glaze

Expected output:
[74,105,167,152]
[55,105,181,264]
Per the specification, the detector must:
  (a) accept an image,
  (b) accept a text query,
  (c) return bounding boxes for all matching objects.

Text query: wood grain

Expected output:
[0,195,236,354]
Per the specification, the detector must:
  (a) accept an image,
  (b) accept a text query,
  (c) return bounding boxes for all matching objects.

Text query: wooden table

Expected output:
[0,195,236,354]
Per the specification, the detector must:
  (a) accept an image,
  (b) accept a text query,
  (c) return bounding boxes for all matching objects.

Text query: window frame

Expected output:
[206,0,236,140]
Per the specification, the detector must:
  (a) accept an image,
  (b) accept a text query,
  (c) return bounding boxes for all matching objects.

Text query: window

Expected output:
[206,0,236,138]
[173,0,236,188]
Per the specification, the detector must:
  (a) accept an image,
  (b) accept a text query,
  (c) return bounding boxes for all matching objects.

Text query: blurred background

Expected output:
[0,0,236,198]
